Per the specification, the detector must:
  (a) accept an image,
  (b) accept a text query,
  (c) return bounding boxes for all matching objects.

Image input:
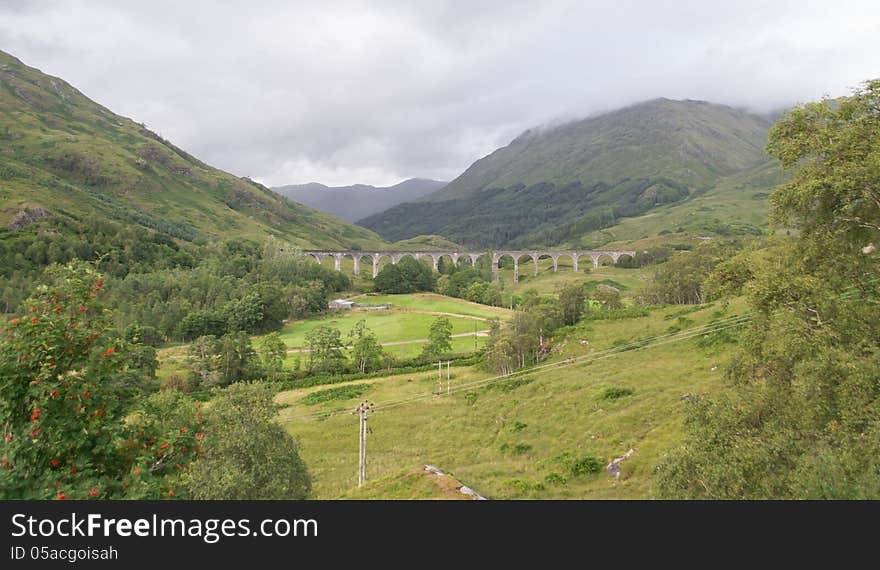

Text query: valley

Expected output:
[1,43,876,503]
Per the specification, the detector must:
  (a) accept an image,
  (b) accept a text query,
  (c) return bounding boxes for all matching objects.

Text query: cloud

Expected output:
[1,0,878,186]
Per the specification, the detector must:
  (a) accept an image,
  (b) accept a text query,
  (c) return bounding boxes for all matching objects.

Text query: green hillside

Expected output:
[359,99,777,247]
[0,50,385,249]
[277,297,750,499]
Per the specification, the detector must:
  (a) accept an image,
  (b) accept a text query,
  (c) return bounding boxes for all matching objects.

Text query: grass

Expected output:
[356,292,512,319]
[499,262,651,297]
[278,310,483,349]
[379,334,487,359]
[156,293,505,378]
[276,297,750,499]
[342,467,480,500]
[581,161,787,249]
[0,49,386,249]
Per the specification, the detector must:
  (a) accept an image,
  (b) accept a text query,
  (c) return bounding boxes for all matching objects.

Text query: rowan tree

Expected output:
[0,262,198,499]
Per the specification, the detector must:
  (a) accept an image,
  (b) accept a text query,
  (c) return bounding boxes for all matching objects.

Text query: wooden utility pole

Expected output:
[354,400,374,487]
[447,360,451,395]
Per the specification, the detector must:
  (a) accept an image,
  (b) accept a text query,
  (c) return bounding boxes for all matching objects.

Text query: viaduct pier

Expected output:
[300,249,637,282]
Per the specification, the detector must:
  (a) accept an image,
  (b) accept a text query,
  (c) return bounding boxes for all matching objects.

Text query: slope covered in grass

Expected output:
[0,49,385,249]
[277,298,750,498]
[360,99,777,247]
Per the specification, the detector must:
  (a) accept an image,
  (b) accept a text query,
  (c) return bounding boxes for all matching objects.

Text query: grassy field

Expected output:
[577,161,785,249]
[355,293,512,319]
[496,262,651,297]
[278,309,484,349]
[276,297,749,499]
[156,293,508,378]
[381,334,488,359]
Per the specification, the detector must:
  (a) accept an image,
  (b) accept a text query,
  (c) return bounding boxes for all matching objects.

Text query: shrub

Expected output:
[184,383,311,500]
[300,384,371,406]
[504,478,545,494]
[569,455,604,476]
[601,386,635,400]
[544,472,568,486]
[487,377,534,393]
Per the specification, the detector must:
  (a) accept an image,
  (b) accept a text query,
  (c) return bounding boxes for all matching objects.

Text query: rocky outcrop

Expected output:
[8,207,51,229]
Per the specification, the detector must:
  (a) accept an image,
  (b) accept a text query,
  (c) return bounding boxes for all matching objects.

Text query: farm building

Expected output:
[328,299,356,309]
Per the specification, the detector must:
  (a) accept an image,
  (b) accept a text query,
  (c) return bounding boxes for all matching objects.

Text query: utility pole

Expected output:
[437,360,443,394]
[354,400,374,487]
[447,360,451,395]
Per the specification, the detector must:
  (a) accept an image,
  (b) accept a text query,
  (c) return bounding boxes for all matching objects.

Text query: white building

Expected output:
[328,299,356,309]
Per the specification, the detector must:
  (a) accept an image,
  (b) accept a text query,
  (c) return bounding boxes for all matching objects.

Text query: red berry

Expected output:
[134,467,141,475]
[83,391,91,399]
[167,489,174,496]
[160,443,170,449]
[50,459,60,468]
[89,488,99,497]
[78,307,86,313]
[180,427,187,433]
[30,409,40,421]
[105,347,115,356]
[10,318,19,325]
[69,467,77,475]
[4,434,11,442]
[31,318,39,324]
[54,306,61,313]
[56,492,68,500]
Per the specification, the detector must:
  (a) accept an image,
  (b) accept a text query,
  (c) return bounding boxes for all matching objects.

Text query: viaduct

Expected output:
[300,249,637,282]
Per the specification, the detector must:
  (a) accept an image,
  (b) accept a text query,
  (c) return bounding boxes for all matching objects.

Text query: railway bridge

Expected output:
[300,249,637,282]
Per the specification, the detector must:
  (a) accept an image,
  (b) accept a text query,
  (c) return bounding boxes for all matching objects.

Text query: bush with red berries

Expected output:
[0,262,198,499]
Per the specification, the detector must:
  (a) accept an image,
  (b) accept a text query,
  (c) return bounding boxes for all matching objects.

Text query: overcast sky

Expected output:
[1,1,878,186]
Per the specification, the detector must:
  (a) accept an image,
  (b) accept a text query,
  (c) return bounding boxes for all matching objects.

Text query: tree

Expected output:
[640,244,728,305]
[373,257,434,294]
[558,282,586,325]
[259,332,288,380]
[420,316,453,360]
[216,332,260,386]
[593,286,623,310]
[177,310,228,341]
[657,81,880,499]
[483,301,561,375]
[187,335,221,388]
[186,332,260,388]
[305,324,346,374]
[348,320,384,374]
[184,383,311,500]
[223,292,264,333]
[0,262,198,499]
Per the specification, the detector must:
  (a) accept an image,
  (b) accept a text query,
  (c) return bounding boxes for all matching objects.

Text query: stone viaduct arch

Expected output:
[301,249,636,283]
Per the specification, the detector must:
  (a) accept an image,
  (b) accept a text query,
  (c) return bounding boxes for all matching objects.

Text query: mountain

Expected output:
[0,50,386,249]
[359,98,780,247]
[273,178,446,222]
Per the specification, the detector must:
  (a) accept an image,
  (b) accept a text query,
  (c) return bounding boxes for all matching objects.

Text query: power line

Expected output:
[285,311,754,421]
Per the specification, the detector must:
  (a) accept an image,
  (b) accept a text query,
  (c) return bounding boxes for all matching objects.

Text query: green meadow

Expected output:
[276,297,749,499]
